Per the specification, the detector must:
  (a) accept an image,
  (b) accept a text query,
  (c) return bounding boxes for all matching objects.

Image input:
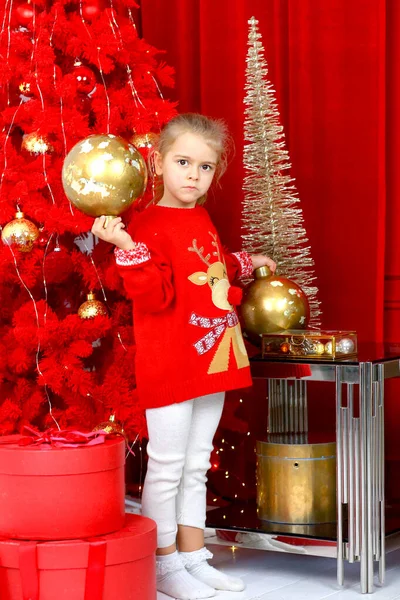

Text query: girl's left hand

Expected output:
[250,254,277,273]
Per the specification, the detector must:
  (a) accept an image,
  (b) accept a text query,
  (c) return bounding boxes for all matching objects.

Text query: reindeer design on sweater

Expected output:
[187,232,249,374]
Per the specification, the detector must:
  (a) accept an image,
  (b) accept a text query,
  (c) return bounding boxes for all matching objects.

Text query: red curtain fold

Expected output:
[385,0,400,343]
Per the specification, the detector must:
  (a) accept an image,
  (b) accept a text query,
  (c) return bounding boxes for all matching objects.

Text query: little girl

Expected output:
[92,113,276,600]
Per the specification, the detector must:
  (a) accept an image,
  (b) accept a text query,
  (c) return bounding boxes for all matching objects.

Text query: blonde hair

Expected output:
[153,113,231,205]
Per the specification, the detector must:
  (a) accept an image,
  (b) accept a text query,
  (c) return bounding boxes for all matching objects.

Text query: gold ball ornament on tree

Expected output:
[1,211,39,252]
[19,81,34,97]
[62,134,148,220]
[92,413,127,442]
[241,266,310,339]
[78,292,108,319]
[22,132,54,155]
[130,131,159,150]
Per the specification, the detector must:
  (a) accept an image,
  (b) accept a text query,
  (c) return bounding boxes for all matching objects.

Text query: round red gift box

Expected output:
[0,514,157,600]
[0,435,125,540]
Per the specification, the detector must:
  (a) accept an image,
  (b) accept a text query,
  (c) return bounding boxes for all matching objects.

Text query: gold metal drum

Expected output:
[256,441,336,524]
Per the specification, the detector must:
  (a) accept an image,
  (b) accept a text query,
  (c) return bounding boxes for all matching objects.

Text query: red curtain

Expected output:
[139,1,400,477]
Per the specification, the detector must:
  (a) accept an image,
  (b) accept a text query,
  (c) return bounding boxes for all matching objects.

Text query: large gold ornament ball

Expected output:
[1,211,39,252]
[62,134,148,218]
[241,266,310,338]
[130,131,159,150]
[78,292,108,319]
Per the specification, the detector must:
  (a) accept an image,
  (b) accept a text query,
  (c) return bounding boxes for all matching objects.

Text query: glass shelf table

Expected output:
[206,343,400,594]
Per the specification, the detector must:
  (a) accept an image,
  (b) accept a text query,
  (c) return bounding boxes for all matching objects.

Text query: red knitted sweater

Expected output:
[115,204,253,409]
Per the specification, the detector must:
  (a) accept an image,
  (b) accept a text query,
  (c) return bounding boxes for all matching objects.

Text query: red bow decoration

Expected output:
[0,426,109,448]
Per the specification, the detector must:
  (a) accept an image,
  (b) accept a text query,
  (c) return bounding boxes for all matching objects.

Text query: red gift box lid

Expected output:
[0,435,125,476]
[0,514,157,569]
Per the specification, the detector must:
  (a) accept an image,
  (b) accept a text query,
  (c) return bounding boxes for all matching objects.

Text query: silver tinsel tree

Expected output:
[242,16,321,328]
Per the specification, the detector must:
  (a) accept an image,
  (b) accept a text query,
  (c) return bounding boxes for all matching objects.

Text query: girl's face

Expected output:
[155,132,218,208]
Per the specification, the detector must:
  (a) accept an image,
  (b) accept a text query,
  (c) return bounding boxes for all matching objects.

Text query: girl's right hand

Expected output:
[91,216,136,250]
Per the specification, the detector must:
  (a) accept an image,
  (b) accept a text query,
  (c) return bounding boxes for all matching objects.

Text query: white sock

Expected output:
[156,551,216,599]
[180,547,245,592]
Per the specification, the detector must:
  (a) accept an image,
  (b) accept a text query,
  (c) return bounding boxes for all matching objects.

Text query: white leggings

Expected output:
[141,392,225,548]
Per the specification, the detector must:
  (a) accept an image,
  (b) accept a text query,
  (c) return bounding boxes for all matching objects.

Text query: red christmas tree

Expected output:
[0,0,176,438]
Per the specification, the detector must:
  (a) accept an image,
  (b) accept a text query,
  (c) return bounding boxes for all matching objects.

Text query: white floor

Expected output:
[157,543,400,600]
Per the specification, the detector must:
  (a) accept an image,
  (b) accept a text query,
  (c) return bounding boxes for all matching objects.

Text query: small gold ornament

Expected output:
[325,341,333,355]
[19,81,33,97]
[130,131,159,150]
[22,132,54,155]
[314,342,325,355]
[62,134,148,218]
[241,266,310,339]
[78,292,108,319]
[92,413,127,440]
[280,342,290,354]
[1,211,39,252]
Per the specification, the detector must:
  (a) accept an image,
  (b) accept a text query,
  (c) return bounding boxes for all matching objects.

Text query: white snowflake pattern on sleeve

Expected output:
[114,243,151,266]
[232,251,253,279]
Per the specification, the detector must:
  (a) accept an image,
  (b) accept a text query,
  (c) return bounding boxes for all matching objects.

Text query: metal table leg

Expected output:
[336,362,385,594]
[360,362,373,593]
[359,362,385,593]
[336,367,345,586]
[376,364,385,585]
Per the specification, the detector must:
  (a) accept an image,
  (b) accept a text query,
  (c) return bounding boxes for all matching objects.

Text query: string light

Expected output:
[49,8,72,213]
[127,8,137,32]
[5,242,60,430]
[79,236,128,351]
[0,102,23,201]
[107,0,123,49]
[209,400,256,500]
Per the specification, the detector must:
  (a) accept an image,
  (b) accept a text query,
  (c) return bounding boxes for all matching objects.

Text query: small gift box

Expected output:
[0,428,126,540]
[0,514,157,600]
[261,330,357,360]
